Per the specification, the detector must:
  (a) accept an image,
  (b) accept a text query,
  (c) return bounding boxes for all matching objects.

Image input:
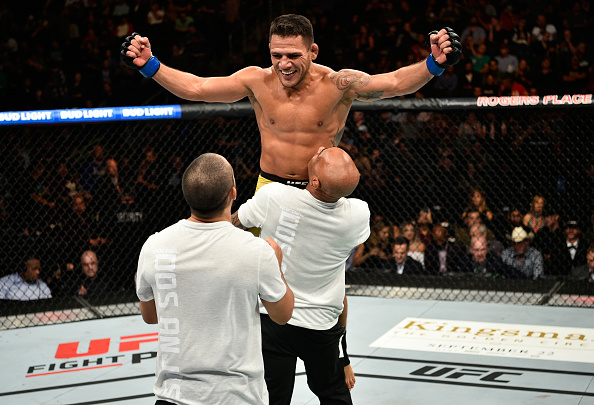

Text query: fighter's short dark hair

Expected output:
[182,153,234,219]
[269,14,314,46]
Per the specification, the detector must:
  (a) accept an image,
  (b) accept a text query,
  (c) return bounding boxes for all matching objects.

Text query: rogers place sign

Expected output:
[477,94,592,107]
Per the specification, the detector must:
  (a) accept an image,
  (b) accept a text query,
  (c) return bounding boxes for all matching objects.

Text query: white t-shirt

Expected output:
[238,183,370,330]
[136,219,287,405]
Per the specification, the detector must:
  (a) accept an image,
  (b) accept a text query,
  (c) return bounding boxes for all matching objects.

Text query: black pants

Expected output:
[260,314,352,405]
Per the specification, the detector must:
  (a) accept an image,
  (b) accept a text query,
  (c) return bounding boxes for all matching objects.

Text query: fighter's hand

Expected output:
[344,364,356,390]
[427,27,462,68]
[120,32,152,70]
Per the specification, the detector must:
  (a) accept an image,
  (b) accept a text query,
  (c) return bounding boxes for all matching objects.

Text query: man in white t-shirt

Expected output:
[531,14,557,43]
[136,153,294,405]
[235,147,371,405]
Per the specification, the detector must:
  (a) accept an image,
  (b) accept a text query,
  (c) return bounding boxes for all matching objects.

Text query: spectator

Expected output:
[469,42,491,74]
[401,220,426,268]
[389,236,424,275]
[112,0,131,18]
[438,0,461,28]
[470,222,503,256]
[510,18,531,60]
[563,1,589,41]
[457,59,482,96]
[461,15,487,47]
[458,236,511,278]
[484,59,503,82]
[514,58,533,90]
[0,257,52,300]
[501,226,544,279]
[455,209,484,248]
[497,207,523,241]
[114,16,134,40]
[28,161,58,234]
[354,24,376,57]
[136,147,160,207]
[561,54,589,94]
[146,1,165,26]
[80,144,105,194]
[532,208,563,275]
[432,65,458,96]
[498,73,528,96]
[462,188,494,223]
[416,207,434,247]
[46,160,86,220]
[174,11,195,42]
[61,195,107,262]
[63,250,110,297]
[93,158,123,232]
[523,194,547,234]
[482,72,499,96]
[571,243,594,282]
[424,224,465,274]
[531,57,560,95]
[495,43,519,75]
[551,218,588,277]
[352,220,393,270]
[530,14,558,44]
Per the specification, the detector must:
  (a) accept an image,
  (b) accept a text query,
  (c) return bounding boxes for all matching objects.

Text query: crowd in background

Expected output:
[1,0,594,300]
[0,104,593,302]
[0,0,593,112]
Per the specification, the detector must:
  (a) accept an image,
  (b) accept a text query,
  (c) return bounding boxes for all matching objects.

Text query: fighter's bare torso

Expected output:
[245,63,355,180]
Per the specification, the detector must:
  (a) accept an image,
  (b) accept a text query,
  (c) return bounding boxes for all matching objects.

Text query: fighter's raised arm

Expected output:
[336,27,462,102]
[120,33,254,103]
[120,15,462,189]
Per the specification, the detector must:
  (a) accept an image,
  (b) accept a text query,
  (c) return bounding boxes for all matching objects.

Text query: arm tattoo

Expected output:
[354,90,383,100]
[330,70,383,100]
[333,127,345,146]
[231,212,245,229]
[330,70,371,90]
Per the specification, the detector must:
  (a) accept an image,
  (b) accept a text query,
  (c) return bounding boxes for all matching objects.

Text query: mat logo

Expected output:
[411,366,522,383]
[25,333,159,377]
[54,333,158,358]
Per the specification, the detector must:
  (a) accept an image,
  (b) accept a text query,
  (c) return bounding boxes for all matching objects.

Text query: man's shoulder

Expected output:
[0,273,17,283]
[342,197,369,211]
[405,258,424,272]
[142,220,184,245]
[257,182,296,198]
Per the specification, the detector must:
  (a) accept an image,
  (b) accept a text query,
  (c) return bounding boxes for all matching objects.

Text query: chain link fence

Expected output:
[1,97,593,329]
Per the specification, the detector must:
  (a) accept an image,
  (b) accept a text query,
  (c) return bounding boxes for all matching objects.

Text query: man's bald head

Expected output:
[182,153,235,219]
[307,147,360,202]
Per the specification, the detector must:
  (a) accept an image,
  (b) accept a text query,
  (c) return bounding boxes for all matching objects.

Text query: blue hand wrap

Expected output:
[426,55,445,76]
[139,56,161,78]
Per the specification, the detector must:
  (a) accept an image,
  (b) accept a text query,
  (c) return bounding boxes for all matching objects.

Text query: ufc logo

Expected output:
[55,333,158,359]
[411,366,522,383]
